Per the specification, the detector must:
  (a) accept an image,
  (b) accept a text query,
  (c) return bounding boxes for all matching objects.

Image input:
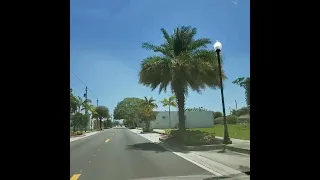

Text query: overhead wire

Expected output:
[71,72,98,102]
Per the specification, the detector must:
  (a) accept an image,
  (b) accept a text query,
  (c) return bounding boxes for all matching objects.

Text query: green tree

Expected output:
[232,77,250,106]
[92,106,110,130]
[76,96,84,113]
[161,95,176,128]
[214,111,223,118]
[81,98,93,132]
[79,114,90,131]
[113,98,145,128]
[81,99,96,129]
[70,88,79,114]
[103,119,112,128]
[139,26,226,131]
[113,120,120,126]
[71,112,85,132]
[139,97,158,130]
[231,107,250,117]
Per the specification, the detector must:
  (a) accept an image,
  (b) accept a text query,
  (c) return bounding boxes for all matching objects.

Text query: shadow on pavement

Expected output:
[126,142,168,153]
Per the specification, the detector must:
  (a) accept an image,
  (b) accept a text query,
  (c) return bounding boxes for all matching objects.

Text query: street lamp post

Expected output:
[213,40,232,145]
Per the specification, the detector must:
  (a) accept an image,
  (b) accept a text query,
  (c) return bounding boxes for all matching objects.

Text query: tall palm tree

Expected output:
[139,26,226,131]
[161,95,176,128]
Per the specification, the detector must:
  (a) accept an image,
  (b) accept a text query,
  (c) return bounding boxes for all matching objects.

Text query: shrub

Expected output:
[227,115,238,124]
[214,111,223,118]
[214,117,224,125]
[164,129,173,134]
[166,130,217,146]
[70,131,84,136]
[142,128,153,132]
[238,117,250,124]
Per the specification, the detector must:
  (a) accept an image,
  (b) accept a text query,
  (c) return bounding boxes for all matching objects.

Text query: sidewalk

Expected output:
[153,129,250,154]
[70,131,102,142]
[131,129,250,176]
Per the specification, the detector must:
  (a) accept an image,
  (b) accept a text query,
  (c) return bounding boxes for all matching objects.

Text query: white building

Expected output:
[147,111,214,129]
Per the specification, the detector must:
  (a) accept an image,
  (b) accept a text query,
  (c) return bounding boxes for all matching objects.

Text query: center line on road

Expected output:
[70,174,81,180]
[105,138,110,143]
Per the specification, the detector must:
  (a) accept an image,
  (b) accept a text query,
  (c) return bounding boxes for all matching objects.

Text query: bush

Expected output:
[70,131,84,136]
[142,128,153,132]
[214,117,224,125]
[164,129,173,134]
[167,130,218,146]
[238,117,250,124]
[214,111,223,118]
[227,115,238,124]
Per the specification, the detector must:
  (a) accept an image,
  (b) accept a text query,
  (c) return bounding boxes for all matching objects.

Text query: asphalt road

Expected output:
[70,128,213,180]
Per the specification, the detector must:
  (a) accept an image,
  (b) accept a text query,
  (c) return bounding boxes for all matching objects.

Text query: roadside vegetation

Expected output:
[70,88,111,136]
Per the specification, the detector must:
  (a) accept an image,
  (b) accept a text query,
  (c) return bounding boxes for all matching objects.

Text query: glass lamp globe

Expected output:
[213,40,222,51]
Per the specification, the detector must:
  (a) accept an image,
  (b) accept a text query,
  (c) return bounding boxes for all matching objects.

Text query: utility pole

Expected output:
[235,100,238,110]
[96,99,100,130]
[84,86,88,132]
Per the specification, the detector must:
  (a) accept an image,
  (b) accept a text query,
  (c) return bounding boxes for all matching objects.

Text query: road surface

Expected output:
[70,128,213,180]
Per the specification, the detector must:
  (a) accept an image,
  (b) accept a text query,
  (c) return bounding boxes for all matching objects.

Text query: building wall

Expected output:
[150,111,214,129]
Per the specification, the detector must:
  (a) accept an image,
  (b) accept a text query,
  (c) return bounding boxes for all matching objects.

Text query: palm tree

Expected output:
[92,106,110,130]
[82,98,95,132]
[140,97,158,129]
[161,95,176,128]
[70,88,79,114]
[76,96,84,113]
[142,96,158,109]
[139,26,226,131]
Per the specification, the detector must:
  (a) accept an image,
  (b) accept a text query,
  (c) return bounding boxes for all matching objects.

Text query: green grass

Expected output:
[165,124,250,140]
[192,124,250,140]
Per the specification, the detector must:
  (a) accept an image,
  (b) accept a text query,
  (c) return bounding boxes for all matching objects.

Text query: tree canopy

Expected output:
[113,98,145,127]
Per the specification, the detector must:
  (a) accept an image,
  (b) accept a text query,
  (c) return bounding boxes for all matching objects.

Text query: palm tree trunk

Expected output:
[176,91,186,131]
[168,105,171,128]
[99,118,102,130]
[146,121,150,130]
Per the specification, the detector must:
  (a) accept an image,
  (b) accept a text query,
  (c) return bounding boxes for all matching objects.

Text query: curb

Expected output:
[183,145,250,155]
[70,131,103,142]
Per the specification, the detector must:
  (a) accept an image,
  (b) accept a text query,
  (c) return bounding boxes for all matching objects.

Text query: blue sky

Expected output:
[70,0,250,115]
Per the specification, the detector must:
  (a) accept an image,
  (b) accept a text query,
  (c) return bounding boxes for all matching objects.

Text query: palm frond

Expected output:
[139,56,172,94]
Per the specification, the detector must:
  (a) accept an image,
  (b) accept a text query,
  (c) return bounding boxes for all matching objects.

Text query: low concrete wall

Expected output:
[150,111,214,129]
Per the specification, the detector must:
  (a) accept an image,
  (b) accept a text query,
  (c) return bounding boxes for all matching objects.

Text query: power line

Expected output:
[72,72,87,87]
[71,72,98,100]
